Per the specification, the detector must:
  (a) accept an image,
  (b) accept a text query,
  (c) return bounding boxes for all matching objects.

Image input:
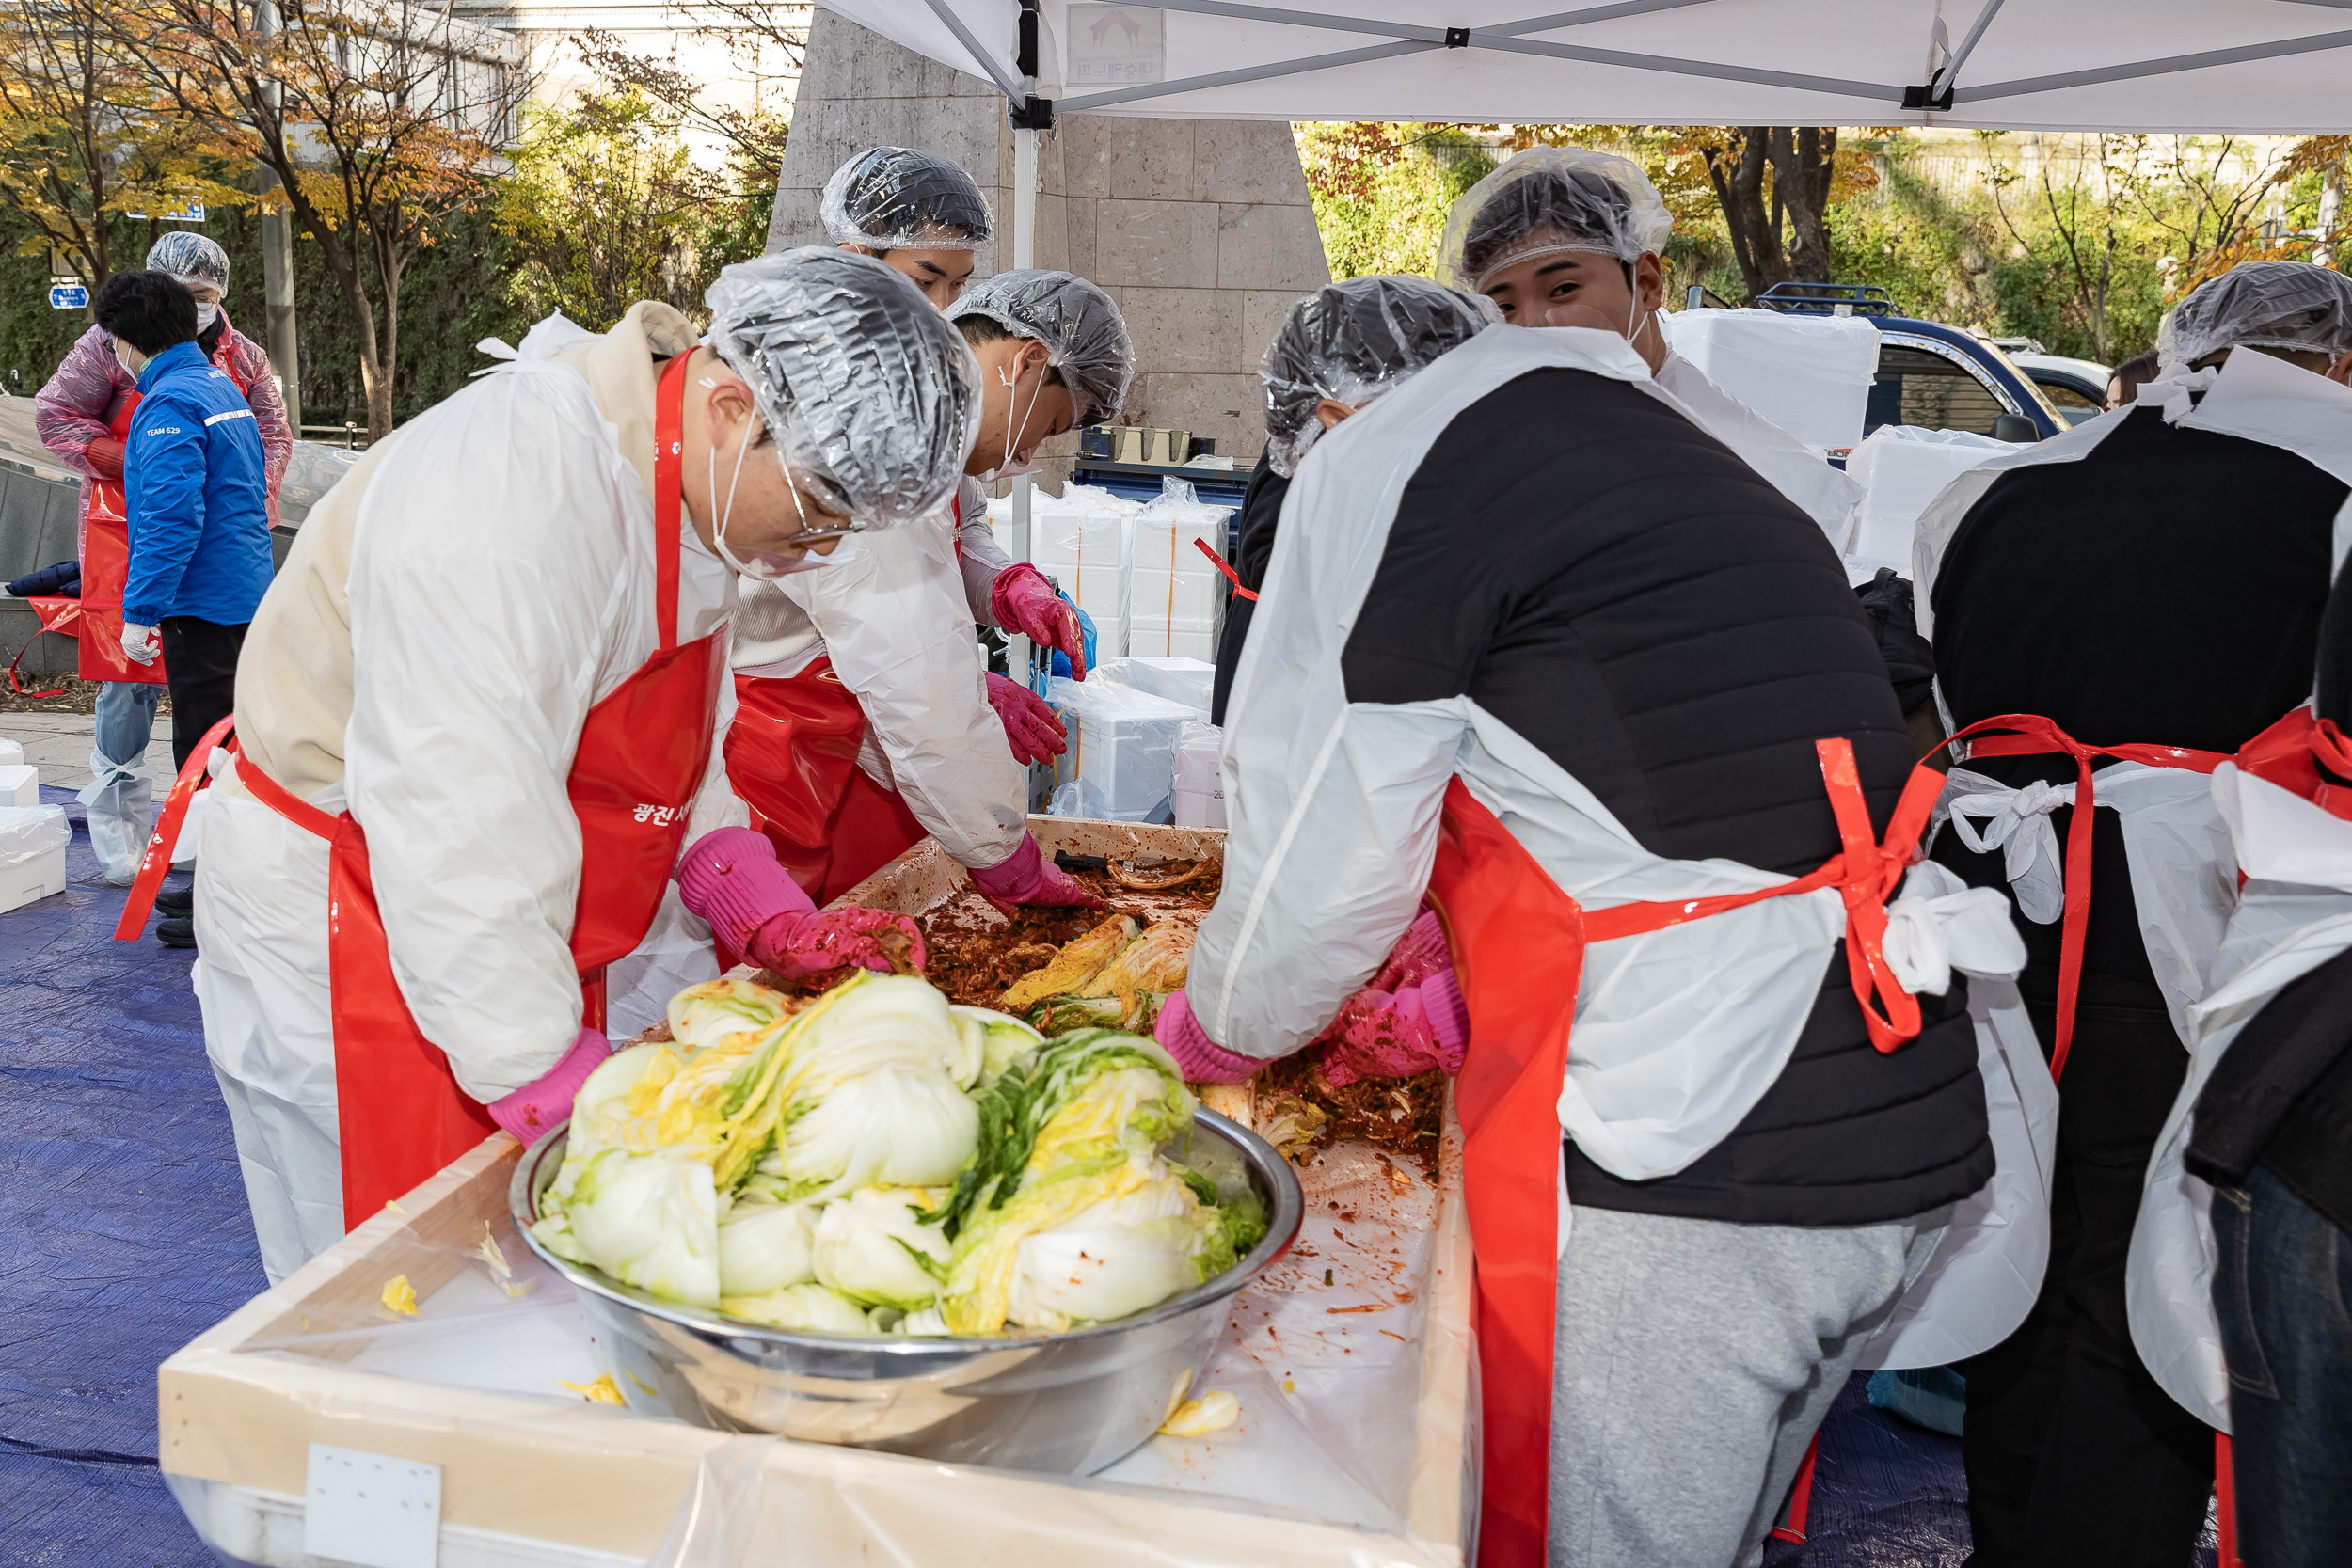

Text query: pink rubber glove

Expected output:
[986,672,1069,766]
[678,826,926,976]
[992,564,1089,680]
[755,905,927,980]
[1153,990,1265,1084]
[678,826,817,955]
[488,1026,612,1143]
[1314,909,1470,1085]
[967,833,1109,916]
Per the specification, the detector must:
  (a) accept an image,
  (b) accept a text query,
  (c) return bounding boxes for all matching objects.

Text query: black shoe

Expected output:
[156,916,197,949]
[155,884,194,917]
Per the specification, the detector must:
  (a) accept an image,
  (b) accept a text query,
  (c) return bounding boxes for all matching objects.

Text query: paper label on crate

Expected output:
[304,1444,441,1568]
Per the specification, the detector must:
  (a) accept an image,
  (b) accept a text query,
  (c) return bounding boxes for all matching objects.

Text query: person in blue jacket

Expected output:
[90,269,273,945]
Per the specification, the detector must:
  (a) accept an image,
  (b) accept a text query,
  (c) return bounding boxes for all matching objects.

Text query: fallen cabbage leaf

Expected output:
[1160,1388,1240,1436]
[557,1373,626,1405]
[1000,916,1138,1011]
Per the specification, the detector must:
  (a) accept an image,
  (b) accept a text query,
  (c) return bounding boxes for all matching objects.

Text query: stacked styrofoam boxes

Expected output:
[1128,484,1232,662]
[1002,484,1140,659]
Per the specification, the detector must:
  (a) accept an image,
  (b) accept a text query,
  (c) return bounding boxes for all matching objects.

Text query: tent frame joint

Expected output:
[1009,93,1056,129]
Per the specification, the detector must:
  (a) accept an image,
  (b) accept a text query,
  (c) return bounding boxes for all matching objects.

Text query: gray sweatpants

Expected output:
[1549,1203,1950,1568]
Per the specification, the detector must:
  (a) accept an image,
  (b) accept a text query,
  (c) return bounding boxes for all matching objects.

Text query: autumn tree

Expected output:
[0,0,238,289]
[1680,128,1874,297]
[499,90,706,329]
[1984,134,2138,363]
[133,0,531,438]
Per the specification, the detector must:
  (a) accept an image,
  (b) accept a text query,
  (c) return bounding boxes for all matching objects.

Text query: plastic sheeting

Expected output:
[0,784,263,1563]
[1663,308,1881,454]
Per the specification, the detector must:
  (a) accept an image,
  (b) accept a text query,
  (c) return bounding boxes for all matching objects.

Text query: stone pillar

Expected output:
[771,8,1329,462]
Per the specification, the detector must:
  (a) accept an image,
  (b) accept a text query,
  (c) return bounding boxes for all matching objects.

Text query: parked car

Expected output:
[2009,352,2112,425]
[1731,283,2071,444]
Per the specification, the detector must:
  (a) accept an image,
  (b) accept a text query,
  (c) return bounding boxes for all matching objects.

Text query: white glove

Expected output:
[121,623,160,664]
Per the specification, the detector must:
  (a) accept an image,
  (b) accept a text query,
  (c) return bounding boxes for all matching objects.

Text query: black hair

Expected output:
[92,271,199,356]
[2108,351,2161,401]
[954,313,1068,392]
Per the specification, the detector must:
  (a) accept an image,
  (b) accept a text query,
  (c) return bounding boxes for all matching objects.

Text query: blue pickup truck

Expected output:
[1725,282,2072,444]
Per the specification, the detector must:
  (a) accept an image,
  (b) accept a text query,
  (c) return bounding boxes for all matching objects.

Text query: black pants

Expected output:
[1959,1004,2215,1567]
[159,616,247,773]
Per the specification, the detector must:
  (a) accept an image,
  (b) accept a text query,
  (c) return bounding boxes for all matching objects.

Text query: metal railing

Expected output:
[298,421,370,450]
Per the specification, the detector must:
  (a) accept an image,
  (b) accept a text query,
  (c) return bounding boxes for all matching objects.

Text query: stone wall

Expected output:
[771,8,1329,463]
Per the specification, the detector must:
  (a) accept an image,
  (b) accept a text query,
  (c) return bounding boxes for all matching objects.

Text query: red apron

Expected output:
[727,664,924,907]
[1428,739,1947,1567]
[119,353,728,1228]
[72,394,166,686]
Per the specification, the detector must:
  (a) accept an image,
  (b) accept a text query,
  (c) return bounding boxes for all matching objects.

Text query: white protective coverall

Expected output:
[727,473,1026,868]
[192,305,743,1279]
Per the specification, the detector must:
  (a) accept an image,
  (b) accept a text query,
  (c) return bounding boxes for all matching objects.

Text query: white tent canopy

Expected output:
[820,0,2352,133]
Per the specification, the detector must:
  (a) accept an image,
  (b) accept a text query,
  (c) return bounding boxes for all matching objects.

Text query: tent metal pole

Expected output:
[1955,27,2352,104]
[1009,96,1040,693]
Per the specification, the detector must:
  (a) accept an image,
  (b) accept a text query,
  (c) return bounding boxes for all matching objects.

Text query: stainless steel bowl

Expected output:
[510,1110,1303,1475]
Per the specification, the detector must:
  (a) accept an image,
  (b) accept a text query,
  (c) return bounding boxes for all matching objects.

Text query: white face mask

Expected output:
[974,355,1047,483]
[195,301,219,330]
[704,413,854,580]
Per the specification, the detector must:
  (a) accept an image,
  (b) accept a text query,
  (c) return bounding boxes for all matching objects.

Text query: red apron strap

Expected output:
[114,714,236,940]
[2236,704,2352,821]
[8,598,79,698]
[236,752,341,839]
[1192,536,1259,601]
[653,352,690,652]
[1770,1431,1824,1544]
[1939,714,2227,1079]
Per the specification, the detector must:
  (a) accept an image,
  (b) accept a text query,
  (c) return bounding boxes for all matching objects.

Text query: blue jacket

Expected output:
[121,341,273,627]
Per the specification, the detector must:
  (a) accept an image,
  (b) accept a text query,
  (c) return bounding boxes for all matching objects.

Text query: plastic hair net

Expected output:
[949,269,1135,426]
[704,247,979,528]
[2157,260,2352,370]
[1435,146,1674,293]
[821,147,993,252]
[148,231,230,296]
[1259,277,1493,477]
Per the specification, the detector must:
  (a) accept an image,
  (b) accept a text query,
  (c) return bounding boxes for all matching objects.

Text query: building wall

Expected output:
[771,8,1329,463]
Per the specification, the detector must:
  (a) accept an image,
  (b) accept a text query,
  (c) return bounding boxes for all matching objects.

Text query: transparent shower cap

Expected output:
[821,147,993,252]
[1436,146,1674,293]
[2157,260,2352,371]
[148,231,230,297]
[1259,277,1494,477]
[704,247,980,528]
[948,269,1135,426]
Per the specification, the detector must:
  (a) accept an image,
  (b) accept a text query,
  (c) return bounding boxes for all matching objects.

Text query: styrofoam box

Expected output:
[0,803,69,912]
[1665,307,1880,452]
[0,764,36,807]
[1130,565,1223,627]
[1095,657,1216,716]
[1173,786,1227,829]
[1043,675,1197,822]
[1127,627,1217,662]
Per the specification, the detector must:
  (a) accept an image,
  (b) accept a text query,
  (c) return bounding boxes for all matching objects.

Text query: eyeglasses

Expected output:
[791,520,868,545]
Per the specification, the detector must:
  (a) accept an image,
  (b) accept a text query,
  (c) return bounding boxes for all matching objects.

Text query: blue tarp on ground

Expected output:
[4,781,2213,1567]
[0,784,262,1567]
